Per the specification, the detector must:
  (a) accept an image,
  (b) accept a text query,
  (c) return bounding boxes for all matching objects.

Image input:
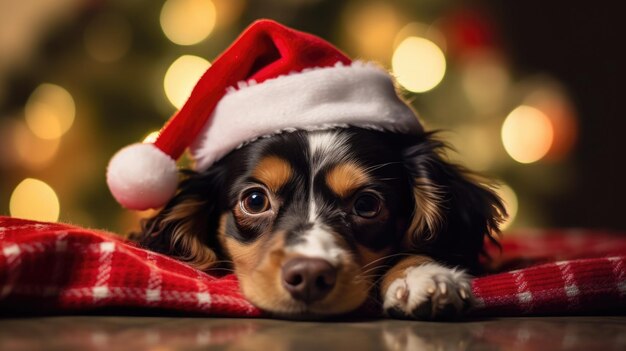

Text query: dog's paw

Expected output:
[383,263,473,320]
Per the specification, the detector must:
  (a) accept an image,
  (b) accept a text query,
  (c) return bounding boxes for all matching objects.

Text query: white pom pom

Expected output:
[106,143,178,210]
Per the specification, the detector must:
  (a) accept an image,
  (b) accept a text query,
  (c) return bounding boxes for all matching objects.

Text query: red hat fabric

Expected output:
[107,19,422,210]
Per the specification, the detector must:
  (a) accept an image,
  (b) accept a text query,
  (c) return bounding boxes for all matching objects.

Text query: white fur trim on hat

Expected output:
[190,61,422,171]
[106,143,178,210]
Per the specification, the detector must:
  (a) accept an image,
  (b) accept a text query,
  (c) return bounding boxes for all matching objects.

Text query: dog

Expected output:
[134,127,505,320]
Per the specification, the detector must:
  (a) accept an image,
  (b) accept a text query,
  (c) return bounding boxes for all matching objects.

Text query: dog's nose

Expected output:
[281,257,337,303]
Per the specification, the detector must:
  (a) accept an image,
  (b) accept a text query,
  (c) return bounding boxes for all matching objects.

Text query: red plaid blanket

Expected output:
[1,216,625,317]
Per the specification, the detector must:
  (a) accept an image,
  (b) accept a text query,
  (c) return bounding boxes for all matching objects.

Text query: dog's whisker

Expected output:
[362,161,402,174]
[353,277,382,286]
[358,265,391,277]
[361,253,412,270]
[353,272,382,280]
[371,273,390,286]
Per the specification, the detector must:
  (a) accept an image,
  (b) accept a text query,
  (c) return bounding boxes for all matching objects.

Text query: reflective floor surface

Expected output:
[0,316,625,351]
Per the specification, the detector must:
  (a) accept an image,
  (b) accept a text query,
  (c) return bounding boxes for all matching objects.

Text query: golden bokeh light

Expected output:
[392,37,446,93]
[10,178,60,222]
[13,120,60,169]
[501,105,554,164]
[25,83,75,140]
[394,22,446,53]
[343,1,403,61]
[84,13,132,63]
[213,0,246,28]
[160,0,216,46]
[495,182,518,230]
[164,55,211,109]
[143,131,160,143]
[524,85,578,161]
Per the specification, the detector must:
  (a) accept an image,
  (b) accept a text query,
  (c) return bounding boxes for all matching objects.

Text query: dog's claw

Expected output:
[438,281,447,296]
[395,286,409,302]
[460,288,468,300]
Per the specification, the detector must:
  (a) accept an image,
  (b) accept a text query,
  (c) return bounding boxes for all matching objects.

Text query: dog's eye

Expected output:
[353,193,381,218]
[241,189,271,214]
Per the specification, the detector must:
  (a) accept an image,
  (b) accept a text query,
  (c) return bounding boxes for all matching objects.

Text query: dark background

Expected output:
[486,1,625,229]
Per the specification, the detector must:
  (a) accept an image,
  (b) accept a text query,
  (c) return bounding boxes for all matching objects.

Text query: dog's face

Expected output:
[139,128,504,318]
[217,129,415,316]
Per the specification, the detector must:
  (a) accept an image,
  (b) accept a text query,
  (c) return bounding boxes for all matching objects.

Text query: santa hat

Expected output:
[107,19,422,210]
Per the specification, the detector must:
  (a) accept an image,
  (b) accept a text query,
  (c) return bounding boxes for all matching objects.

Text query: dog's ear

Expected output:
[135,168,226,271]
[402,133,506,272]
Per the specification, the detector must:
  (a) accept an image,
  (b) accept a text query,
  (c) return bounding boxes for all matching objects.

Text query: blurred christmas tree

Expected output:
[0,0,578,235]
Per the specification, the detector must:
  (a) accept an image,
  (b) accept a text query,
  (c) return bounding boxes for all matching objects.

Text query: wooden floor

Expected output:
[1,316,625,350]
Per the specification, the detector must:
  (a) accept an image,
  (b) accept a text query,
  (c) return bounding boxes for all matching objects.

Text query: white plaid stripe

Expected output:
[557,261,580,309]
[195,269,211,307]
[196,292,211,304]
[608,256,626,296]
[146,252,162,303]
[0,243,23,299]
[94,242,115,301]
[513,271,533,312]
[517,291,532,303]
[2,244,20,257]
[145,289,161,302]
[93,286,109,299]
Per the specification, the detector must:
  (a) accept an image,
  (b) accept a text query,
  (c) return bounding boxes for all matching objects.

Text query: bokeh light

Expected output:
[394,22,447,53]
[143,131,160,143]
[160,0,216,46]
[523,84,578,160]
[84,13,132,63]
[392,37,446,93]
[343,1,402,61]
[495,182,518,230]
[163,55,211,109]
[501,105,554,164]
[213,0,246,28]
[24,83,75,140]
[10,178,60,222]
[12,120,60,169]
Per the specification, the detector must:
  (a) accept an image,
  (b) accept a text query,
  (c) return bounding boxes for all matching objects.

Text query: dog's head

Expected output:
[138,128,505,317]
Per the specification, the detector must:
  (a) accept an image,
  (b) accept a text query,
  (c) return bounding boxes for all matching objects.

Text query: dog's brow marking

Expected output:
[308,132,351,170]
[307,131,351,221]
[326,162,370,198]
[251,156,292,193]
